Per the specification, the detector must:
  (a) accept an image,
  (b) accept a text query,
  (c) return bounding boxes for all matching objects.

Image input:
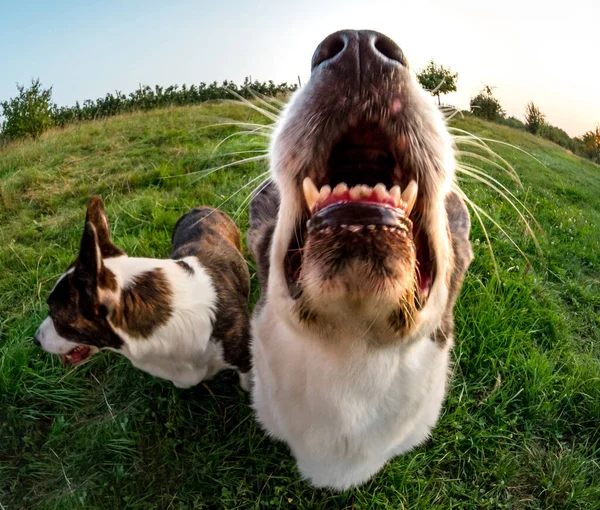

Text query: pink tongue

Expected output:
[70,350,83,363]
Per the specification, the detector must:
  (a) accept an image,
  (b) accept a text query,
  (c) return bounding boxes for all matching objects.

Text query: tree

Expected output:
[524,102,546,135]
[581,125,600,163]
[470,85,505,121]
[0,79,54,140]
[416,60,458,105]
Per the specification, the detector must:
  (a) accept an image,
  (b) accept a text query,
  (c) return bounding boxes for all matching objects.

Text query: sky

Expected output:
[1,0,598,137]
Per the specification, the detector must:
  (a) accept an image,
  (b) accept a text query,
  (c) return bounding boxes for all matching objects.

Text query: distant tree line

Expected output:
[416,62,599,165]
[467,85,599,164]
[0,78,297,144]
[1,72,599,165]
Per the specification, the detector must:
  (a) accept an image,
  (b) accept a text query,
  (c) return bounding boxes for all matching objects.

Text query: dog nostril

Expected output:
[33,335,41,347]
[311,34,347,70]
[373,36,407,67]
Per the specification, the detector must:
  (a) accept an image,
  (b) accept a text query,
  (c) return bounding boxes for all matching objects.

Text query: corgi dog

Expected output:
[247,30,473,489]
[35,197,251,389]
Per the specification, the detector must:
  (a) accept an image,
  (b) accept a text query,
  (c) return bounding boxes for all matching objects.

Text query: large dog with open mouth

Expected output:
[34,197,251,389]
[248,30,473,490]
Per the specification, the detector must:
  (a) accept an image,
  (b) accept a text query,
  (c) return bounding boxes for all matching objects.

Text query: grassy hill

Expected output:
[1,102,599,509]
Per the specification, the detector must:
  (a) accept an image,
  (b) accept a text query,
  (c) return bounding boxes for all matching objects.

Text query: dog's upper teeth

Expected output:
[333,182,348,195]
[359,185,372,198]
[303,177,319,211]
[319,185,331,201]
[349,186,362,200]
[401,180,418,214]
[390,185,401,205]
[373,183,387,200]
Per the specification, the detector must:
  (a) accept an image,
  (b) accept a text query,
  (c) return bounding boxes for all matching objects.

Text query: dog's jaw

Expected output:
[248,30,473,490]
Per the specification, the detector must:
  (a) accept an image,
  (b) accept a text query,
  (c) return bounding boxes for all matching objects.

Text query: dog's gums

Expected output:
[62,344,96,365]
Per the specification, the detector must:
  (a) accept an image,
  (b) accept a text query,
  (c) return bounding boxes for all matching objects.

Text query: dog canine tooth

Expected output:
[390,185,401,206]
[303,177,320,212]
[333,182,348,195]
[401,180,418,214]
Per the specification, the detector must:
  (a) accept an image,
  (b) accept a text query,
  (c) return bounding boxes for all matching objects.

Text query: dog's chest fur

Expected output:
[251,305,450,489]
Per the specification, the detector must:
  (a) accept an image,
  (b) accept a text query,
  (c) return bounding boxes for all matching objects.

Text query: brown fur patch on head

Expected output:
[47,271,123,349]
[111,269,173,338]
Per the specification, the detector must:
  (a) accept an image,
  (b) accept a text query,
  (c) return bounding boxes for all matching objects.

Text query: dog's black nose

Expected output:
[33,334,41,347]
[311,30,407,73]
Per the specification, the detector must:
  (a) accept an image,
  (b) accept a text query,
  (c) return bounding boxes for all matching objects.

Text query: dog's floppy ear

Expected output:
[85,196,125,258]
[445,190,473,284]
[75,222,101,317]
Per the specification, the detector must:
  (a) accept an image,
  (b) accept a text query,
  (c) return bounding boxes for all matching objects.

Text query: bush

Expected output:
[499,116,526,130]
[580,126,600,163]
[525,102,545,135]
[470,85,505,121]
[0,79,54,140]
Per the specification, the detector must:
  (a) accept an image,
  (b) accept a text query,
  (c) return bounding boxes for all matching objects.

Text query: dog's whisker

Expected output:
[159,154,268,182]
[226,89,280,122]
[211,125,272,155]
[211,149,269,158]
[232,177,272,222]
[457,162,542,230]
[196,121,274,132]
[246,87,287,109]
[452,184,500,278]
[456,185,531,265]
[189,171,271,229]
[456,149,522,185]
[457,167,541,254]
[244,87,284,114]
[451,127,547,171]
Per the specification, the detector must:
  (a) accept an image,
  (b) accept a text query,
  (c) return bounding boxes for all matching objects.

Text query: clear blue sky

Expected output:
[1,0,598,136]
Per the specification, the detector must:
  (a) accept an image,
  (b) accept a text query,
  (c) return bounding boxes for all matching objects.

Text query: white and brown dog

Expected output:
[34,197,251,389]
[248,30,473,489]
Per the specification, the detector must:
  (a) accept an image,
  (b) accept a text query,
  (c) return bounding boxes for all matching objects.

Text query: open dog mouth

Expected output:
[61,345,97,365]
[284,122,434,304]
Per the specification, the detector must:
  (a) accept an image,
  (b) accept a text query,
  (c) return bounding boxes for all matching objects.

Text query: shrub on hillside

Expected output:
[0,79,54,140]
[470,85,505,121]
[525,102,545,135]
[499,116,526,130]
[581,125,600,163]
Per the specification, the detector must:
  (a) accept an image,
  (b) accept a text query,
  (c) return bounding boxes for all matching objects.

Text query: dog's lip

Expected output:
[61,345,98,366]
[307,202,412,231]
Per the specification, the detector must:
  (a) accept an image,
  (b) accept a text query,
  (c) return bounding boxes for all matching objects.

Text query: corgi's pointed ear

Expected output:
[75,222,101,316]
[85,196,125,258]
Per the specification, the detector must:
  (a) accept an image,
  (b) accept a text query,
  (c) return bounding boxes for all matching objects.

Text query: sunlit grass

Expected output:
[1,103,599,509]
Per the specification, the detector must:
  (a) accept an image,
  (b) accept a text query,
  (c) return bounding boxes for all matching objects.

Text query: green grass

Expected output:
[1,102,599,509]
